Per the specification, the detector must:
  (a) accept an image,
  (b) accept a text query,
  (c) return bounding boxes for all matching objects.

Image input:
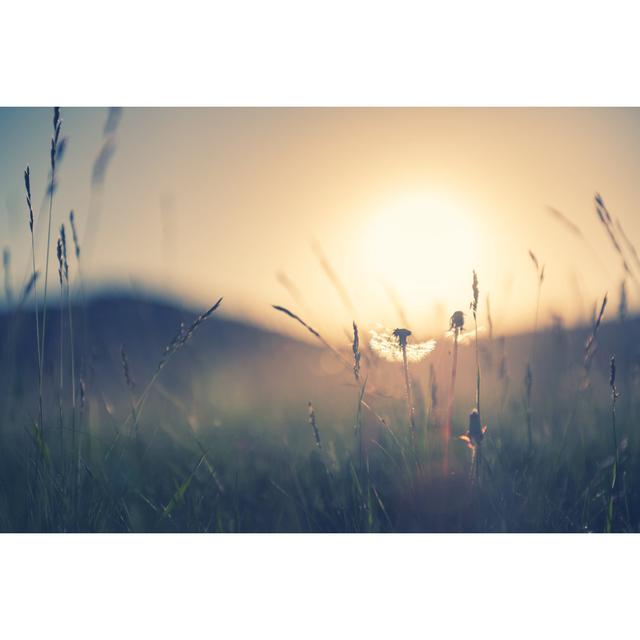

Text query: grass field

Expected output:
[0,289,638,532]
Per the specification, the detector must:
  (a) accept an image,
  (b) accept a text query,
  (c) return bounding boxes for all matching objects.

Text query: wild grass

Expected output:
[25,166,43,435]
[444,310,464,475]
[606,356,620,532]
[525,250,545,453]
[39,108,63,439]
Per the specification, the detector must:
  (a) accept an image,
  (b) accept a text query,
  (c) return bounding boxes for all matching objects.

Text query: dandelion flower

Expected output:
[370,326,435,442]
[370,327,436,363]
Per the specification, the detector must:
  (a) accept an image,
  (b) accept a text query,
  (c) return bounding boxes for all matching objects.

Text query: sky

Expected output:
[2,107,640,342]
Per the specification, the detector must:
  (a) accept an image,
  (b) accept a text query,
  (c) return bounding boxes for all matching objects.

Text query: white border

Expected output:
[1,534,638,639]
[2,1,640,105]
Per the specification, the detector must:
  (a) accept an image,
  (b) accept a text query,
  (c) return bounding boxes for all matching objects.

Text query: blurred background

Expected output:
[2,108,640,341]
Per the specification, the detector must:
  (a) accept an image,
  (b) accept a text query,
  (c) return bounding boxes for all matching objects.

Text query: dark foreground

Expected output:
[0,295,638,532]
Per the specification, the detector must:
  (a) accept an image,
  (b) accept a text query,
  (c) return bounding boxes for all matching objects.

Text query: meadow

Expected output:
[1,108,639,533]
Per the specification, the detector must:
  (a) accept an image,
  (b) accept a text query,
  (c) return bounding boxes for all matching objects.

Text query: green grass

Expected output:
[0,350,637,532]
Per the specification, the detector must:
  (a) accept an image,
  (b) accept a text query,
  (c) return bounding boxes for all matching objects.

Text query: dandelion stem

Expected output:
[444,327,459,476]
[389,328,418,447]
[400,343,417,441]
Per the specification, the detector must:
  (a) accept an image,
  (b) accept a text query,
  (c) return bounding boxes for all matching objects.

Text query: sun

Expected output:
[361,191,481,321]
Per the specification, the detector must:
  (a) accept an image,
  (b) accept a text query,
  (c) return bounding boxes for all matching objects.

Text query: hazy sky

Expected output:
[2,108,640,341]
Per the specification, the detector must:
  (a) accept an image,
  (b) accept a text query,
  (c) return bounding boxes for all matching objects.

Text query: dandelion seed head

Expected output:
[445,312,484,344]
[370,327,436,363]
[450,310,465,331]
[352,321,361,382]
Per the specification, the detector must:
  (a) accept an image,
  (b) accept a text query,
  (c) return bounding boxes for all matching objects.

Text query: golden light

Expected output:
[361,192,482,326]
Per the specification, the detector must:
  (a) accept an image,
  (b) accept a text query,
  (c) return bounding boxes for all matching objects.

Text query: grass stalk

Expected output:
[471,270,481,418]
[125,297,224,432]
[272,305,389,431]
[60,224,78,511]
[25,167,44,436]
[56,237,65,467]
[606,356,620,533]
[470,271,482,485]
[39,108,63,440]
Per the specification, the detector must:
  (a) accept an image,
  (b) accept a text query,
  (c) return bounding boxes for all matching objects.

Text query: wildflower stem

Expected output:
[473,303,482,486]
[400,343,417,442]
[444,327,459,476]
[474,313,480,418]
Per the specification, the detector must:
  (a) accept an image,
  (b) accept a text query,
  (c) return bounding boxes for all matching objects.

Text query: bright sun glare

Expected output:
[362,193,480,320]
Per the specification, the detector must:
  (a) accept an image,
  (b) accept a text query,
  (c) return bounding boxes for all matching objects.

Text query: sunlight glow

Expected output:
[361,192,482,324]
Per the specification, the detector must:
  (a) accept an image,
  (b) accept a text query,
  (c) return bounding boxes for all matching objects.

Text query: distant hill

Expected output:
[1,292,638,431]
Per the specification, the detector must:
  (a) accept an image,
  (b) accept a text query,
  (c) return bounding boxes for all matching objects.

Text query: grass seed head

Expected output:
[56,238,63,285]
[24,167,34,232]
[307,402,322,449]
[59,224,68,282]
[121,345,136,392]
[21,272,38,302]
[471,270,479,316]
[69,210,81,259]
[51,107,62,173]
[525,363,532,401]
[585,294,608,365]
[352,321,361,382]
[610,355,617,392]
